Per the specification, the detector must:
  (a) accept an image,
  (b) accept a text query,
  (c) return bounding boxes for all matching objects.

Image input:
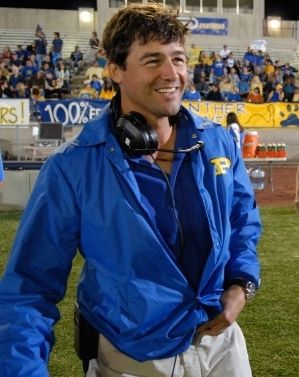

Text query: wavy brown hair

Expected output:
[102,3,190,69]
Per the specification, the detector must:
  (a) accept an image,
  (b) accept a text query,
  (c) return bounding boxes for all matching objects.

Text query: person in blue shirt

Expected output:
[182,82,201,101]
[52,32,63,66]
[0,4,261,377]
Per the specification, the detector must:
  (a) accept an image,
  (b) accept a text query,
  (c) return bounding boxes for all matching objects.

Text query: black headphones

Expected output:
[115,112,158,156]
[110,93,204,157]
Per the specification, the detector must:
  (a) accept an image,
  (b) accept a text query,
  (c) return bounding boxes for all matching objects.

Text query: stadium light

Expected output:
[267,17,281,30]
[79,9,94,23]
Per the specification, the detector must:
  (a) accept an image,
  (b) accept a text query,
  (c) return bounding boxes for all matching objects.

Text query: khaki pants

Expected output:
[86,322,252,377]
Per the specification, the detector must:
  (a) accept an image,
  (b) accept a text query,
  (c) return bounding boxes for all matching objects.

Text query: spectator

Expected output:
[35,25,47,69]
[90,74,102,93]
[88,31,100,61]
[15,82,30,98]
[226,51,236,69]
[79,81,98,99]
[292,88,299,102]
[239,65,252,82]
[44,71,62,99]
[0,79,12,98]
[70,46,84,73]
[219,76,240,101]
[0,68,7,83]
[52,32,63,66]
[283,75,297,102]
[9,52,22,67]
[85,60,104,81]
[247,87,264,103]
[206,83,222,101]
[15,44,28,63]
[226,112,245,149]
[254,50,265,75]
[211,55,225,82]
[55,62,71,94]
[0,61,10,78]
[264,59,275,78]
[31,86,45,102]
[8,65,24,97]
[268,83,284,102]
[250,75,263,96]
[195,72,209,99]
[21,59,38,85]
[1,46,12,60]
[29,70,45,93]
[182,81,201,101]
[98,78,116,100]
[219,44,231,61]
[96,48,107,69]
[30,87,45,121]
[193,60,207,84]
[243,47,256,66]
[227,67,240,87]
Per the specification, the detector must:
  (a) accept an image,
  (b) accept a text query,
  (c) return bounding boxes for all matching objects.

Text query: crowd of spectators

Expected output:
[184,43,299,103]
[0,28,117,107]
[1,29,298,107]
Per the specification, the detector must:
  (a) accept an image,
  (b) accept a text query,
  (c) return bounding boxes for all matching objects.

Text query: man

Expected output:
[0,4,261,377]
[35,26,47,70]
[219,44,231,61]
[52,32,63,66]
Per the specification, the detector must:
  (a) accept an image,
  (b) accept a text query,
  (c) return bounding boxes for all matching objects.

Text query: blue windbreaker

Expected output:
[0,105,261,376]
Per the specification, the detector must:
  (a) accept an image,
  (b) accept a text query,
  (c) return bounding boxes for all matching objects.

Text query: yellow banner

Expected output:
[183,101,299,128]
[0,99,30,125]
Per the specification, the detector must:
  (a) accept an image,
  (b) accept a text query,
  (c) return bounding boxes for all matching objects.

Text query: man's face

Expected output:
[109,39,187,125]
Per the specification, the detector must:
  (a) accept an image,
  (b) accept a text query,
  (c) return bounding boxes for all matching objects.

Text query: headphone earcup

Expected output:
[115,112,158,156]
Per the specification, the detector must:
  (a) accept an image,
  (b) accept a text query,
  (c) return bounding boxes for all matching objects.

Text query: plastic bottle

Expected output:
[249,167,266,190]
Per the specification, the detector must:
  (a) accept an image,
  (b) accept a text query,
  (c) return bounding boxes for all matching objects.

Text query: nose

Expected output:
[160,59,179,81]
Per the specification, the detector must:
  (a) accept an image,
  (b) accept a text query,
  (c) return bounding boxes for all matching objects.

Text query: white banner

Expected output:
[0,99,30,125]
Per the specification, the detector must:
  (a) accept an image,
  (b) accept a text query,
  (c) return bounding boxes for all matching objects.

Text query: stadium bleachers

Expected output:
[187,36,299,70]
[1,28,299,70]
[0,28,91,60]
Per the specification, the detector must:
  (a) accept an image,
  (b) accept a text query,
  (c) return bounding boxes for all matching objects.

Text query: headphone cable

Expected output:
[150,154,184,253]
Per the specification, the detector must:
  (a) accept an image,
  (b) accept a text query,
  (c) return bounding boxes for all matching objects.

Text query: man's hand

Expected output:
[196,285,246,336]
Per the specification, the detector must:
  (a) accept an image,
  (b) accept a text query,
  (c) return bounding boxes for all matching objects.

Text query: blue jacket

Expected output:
[0,105,261,375]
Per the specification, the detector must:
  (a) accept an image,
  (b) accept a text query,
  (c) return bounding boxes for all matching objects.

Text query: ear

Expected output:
[108,63,123,84]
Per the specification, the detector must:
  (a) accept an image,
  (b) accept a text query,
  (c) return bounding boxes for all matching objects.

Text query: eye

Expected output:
[173,56,187,65]
[144,59,160,67]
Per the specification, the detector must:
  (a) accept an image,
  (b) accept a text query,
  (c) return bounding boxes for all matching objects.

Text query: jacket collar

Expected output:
[71,102,214,148]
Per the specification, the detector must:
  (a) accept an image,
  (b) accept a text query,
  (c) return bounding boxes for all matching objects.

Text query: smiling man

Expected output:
[0,4,261,377]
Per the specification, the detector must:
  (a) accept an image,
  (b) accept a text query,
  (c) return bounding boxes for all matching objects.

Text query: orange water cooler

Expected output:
[242,131,259,158]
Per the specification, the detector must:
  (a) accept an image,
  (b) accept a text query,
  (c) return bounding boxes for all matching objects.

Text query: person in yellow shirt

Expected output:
[249,75,263,96]
[98,78,116,100]
[79,81,98,99]
[264,59,274,77]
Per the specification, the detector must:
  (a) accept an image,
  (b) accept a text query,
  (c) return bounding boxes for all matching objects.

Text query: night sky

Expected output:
[0,1,298,20]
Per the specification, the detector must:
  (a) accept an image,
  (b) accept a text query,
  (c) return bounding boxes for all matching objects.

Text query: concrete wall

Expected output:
[0,7,98,32]
[0,169,39,210]
[97,0,264,42]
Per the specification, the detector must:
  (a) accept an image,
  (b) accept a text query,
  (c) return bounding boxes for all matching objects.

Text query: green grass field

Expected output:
[0,207,298,377]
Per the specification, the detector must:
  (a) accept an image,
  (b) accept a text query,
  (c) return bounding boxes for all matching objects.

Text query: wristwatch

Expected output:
[229,279,257,300]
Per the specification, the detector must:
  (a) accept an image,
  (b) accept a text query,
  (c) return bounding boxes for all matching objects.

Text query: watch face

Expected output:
[245,281,256,300]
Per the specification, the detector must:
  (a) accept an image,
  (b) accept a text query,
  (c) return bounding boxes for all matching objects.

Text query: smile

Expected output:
[156,87,178,94]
